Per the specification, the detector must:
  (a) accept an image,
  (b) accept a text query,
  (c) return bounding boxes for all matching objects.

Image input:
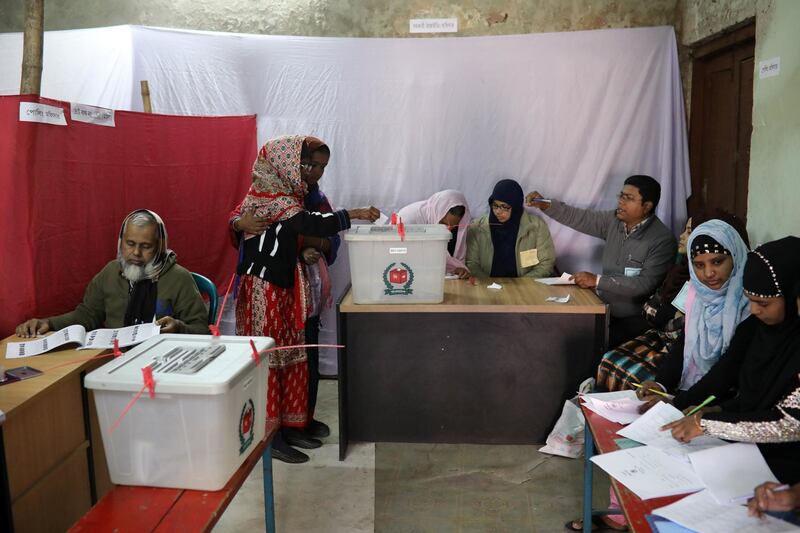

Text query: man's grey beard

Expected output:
[119,257,157,282]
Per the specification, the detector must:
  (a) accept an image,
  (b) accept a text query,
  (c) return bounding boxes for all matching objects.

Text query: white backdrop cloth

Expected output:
[0,25,690,374]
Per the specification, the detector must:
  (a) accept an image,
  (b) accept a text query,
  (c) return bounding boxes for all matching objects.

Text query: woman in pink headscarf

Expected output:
[397,189,471,279]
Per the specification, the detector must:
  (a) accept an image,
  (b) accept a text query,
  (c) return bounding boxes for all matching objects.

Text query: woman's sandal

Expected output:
[564,516,629,531]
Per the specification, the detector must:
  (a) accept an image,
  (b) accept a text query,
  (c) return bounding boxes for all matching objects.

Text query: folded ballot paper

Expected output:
[652,489,799,533]
[5,323,160,358]
[535,272,575,285]
[580,390,647,425]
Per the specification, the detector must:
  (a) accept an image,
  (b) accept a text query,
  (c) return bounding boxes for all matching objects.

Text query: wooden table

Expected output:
[581,404,684,533]
[0,336,113,533]
[69,422,278,533]
[337,278,608,459]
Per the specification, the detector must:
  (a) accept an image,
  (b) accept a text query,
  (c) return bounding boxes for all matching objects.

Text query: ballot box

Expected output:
[85,334,272,490]
[344,224,452,304]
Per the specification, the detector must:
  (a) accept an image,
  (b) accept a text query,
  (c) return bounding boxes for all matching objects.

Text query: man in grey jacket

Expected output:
[527,175,677,348]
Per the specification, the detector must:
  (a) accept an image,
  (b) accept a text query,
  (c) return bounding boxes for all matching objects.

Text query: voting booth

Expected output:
[344,224,452,304]
[85,334,272,491]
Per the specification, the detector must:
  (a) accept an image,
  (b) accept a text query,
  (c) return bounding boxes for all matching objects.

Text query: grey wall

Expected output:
[1,0,679,37]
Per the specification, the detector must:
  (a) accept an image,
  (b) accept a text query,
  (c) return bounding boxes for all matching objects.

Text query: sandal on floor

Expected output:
[564,516,628,531]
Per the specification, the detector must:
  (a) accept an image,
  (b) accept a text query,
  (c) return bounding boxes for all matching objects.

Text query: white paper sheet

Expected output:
[617,401,726,463]
[581,390,646,424]
[688,443,780,505]
[590,445,704,500]
[487,282,502,290]
[5,323,161,358]
[653,489,799,533]
[80,323,161,350]
[535,273,575,285]
[545,294,571,303]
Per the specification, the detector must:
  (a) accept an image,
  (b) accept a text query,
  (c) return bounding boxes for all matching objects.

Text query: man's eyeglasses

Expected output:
[491,202,513,212]
[617,192,641,203]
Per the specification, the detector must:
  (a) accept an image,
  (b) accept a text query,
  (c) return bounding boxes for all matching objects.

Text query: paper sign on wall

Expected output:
[759,57,780,79]
[409,18,458,33]
[71,102,115,127]
[19,102,67,126]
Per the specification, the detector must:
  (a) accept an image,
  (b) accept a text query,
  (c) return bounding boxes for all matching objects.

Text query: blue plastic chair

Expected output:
[191,272,219,325]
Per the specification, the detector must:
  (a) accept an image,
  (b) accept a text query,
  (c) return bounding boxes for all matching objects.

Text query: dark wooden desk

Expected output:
[337,278,608,459]
[69,422,278,533]
[581,404,685,533]
[0,337,113,533]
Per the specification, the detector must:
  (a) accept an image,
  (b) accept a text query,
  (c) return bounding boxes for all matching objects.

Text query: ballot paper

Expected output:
[617,401,726,463]
[545,294,570,304]
[652,489,799,533]
[580,390,646,424]
[689,443,780,505]
[5,323,161,358]
[375,211,389,225]
[590,445,705,500]
[535,272,575,285]
[487,282,502,290]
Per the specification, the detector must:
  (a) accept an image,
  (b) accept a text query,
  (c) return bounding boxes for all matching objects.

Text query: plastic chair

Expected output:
[191,272,219,325]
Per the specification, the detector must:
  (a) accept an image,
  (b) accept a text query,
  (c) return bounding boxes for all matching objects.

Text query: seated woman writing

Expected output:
[397,189,471,279]
[648,237,800,485]
[466,179,555,278]
[568,219,752,532]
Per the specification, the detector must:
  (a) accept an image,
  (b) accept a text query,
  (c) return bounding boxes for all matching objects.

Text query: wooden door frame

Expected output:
[687,19,755,218]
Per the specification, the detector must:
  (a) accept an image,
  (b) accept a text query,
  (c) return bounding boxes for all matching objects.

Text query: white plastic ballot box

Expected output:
[344,224,452,304]
[84,334,273,490]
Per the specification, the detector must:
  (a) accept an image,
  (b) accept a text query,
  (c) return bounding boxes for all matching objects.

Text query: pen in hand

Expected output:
[631,382,670,398]
[686,395,716,416]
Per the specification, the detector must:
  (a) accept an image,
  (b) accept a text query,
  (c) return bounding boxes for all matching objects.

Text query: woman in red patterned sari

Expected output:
[233,135,378,463]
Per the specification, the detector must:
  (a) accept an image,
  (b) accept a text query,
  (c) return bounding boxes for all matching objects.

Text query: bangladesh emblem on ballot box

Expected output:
[383,262,415,295]
[238,398,255,455]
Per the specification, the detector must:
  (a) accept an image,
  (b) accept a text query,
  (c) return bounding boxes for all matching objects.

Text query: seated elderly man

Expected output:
[16,209,208,337]
[527,175,677,349]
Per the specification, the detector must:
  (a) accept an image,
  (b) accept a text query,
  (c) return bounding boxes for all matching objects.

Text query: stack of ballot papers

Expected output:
[651,489,799,532]
[591,401,783,504]
[580,390,647,424]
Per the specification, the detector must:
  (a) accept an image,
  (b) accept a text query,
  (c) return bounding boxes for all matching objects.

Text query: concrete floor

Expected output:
[214,380,611,533]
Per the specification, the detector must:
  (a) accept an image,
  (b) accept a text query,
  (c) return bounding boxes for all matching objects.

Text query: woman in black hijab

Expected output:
[661,236,800,484]
[466,179,555,278]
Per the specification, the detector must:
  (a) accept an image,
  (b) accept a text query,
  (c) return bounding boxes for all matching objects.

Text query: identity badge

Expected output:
[624,267,642,277]
[671,281,690,313]
[520,248,540,268]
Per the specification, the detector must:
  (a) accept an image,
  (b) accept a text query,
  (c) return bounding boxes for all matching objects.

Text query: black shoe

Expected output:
[271,434,309,463]
[283,427,322,449]
[306,419,331,439]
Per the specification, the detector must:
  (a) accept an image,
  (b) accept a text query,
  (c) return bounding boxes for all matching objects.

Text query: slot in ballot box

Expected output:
[344,224,452,304]
[84,334,272,491]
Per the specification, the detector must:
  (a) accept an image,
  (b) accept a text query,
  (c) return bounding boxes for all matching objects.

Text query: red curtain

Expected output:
[0,95,256,336]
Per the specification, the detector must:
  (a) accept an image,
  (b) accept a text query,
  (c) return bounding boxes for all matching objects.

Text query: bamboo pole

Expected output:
[20,0,44,95]
[140,80,153,113]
